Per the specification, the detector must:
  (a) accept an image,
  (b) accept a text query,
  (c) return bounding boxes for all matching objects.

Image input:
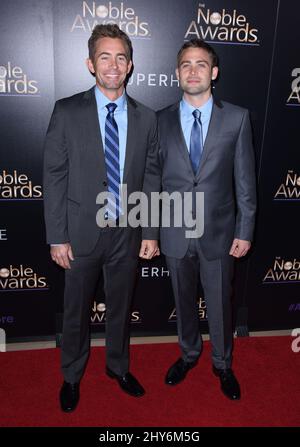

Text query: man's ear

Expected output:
[86,58,95,74]
[175,68,179,80]
[211,66,219,81]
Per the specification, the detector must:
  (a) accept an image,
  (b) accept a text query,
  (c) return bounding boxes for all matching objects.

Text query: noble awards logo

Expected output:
[185,3,259,45]
[169,297,207,322]
[0,170,42,200]
[0,62,39,96]
[0,265,48,291]
[286,68,300,106]
[274,170,300,201]
[71,1,150,38]
[263,257,300,284]
[91,301,140,324]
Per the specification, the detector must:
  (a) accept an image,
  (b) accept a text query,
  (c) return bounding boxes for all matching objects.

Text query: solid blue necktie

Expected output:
[189,109,203,175]
[104,103,121,220]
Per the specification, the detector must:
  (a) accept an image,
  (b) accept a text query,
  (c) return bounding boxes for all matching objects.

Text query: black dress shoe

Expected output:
[165,358,198,385]
[59,381,80,412]
[212,366,241,400]
[106,367,145,397]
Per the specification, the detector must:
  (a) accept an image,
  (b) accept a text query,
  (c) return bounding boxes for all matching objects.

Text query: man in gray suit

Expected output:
[43,24,159,412]
[158,39,256,400]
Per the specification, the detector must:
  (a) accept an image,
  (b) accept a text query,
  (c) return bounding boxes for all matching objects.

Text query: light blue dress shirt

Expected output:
[94,86,127,183]
[180,95,213,151]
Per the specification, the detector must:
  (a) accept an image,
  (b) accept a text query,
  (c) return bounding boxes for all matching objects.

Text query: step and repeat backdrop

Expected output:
[0,0,299,341]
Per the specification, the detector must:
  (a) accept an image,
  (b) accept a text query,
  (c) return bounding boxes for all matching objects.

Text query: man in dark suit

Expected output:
[43,24,159,412]
[158,39,256,400]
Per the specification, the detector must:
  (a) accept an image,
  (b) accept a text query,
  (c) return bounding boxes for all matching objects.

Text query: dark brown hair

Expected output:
[177,39,219,68]
[88,24,133,62]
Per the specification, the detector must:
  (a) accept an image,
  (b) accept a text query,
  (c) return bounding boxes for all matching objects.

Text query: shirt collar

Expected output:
[180,95,213,120]
[94,86,127,112]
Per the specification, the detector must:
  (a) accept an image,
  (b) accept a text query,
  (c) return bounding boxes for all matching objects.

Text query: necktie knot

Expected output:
[193,109,201,121]
[106,103,117,114]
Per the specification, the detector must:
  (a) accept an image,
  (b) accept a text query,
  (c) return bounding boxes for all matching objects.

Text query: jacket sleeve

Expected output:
[141,113,162,240]
[234,109,257,241]
[43,101,70,244]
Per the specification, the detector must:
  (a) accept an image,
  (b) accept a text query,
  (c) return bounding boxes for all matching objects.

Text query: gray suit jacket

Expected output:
[43,87,159,256]
[158,98,257,260]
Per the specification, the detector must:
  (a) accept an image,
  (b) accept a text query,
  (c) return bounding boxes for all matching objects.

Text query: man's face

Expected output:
[87,37,132,96]
[176,47,218,97]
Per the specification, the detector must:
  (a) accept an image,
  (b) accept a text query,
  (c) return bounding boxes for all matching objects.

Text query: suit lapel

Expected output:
[169,103,194,173]
[197,98,225,178]
[81,87,106,180]
[123,94,139,185]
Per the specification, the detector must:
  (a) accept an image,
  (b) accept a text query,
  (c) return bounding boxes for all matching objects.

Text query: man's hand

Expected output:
[50,243,74,269]
[229,239,251,258]
[139,240,160,260]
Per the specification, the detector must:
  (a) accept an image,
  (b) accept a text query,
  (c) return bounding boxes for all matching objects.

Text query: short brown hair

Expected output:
[88,24,133,62]
[177,39,219,68]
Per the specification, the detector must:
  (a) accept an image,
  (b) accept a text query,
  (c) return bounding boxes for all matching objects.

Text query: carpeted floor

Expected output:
[0,336,299,427]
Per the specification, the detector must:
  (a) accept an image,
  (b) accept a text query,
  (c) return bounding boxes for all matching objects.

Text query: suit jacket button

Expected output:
[103,181,107,186]
[193,182,198,186]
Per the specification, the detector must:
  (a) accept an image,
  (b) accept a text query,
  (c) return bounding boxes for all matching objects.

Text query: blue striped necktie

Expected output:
[190,109,203,175]
[104,103,121,220]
